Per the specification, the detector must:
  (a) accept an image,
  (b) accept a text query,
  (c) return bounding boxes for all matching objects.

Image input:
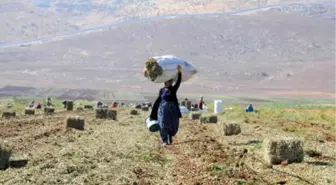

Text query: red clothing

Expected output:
[36,103,41,109]
[199,103,203,110]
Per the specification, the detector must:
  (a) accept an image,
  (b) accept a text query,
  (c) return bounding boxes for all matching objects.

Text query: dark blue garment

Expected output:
[246,105,254,112]
[150,71,182,120]
[158,101,179,144]
[160,88,174,102]
[96,101,103,107]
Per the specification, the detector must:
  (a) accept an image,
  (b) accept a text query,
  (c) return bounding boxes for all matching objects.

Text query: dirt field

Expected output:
[0,105,335,185]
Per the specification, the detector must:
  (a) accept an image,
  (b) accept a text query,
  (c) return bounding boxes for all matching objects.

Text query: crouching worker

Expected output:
[246,104,254,112]
[150,65,182,146]
[36,103,42,109]
[96,101,103,108]
[29,101,35,108]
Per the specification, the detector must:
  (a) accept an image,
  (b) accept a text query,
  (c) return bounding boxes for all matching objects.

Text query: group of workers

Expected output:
[182,96,207,111]
[186,97,254,112]
[95,101,126,108]
[28,97,52,109]
[94,101,152,109]
[25,85,254,148]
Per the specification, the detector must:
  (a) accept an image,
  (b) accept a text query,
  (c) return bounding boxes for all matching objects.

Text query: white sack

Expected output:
[145,116,160,132]
[147,55,197,83]
[179,106,190,115]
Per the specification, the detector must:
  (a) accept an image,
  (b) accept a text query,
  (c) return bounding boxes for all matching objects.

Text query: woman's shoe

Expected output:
[162,142,168,147]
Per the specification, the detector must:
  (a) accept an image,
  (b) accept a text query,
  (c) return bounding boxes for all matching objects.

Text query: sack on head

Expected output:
[144,55,197,83]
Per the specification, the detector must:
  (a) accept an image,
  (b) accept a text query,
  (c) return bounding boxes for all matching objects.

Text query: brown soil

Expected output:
[0,108,335,185]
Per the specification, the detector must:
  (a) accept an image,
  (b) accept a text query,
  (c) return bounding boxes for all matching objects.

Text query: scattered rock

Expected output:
[96,108,108,119]
[263,137,304,165]
[189,113,202,120]
[66,116,85,130]
[84,105,93,109]
[107,109,117,120]
[141,107,149,111]
[66,101,73,111]
[44,107,55,115]
[76,107,84,111]
[223,123,241,136]
[199,115,218,124]
[2,111,16,119]
[25,108,35,115]
[95,108,117,120]
[130,110,138,115]
[0,142,11,170]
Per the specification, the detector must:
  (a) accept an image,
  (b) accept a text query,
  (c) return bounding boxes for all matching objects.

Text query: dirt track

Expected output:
[0,108,335,185]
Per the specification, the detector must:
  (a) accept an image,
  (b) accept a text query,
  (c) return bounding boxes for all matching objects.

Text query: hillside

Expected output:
[0,0,76,43]
[1,0,334,43]
[1,10,334,99]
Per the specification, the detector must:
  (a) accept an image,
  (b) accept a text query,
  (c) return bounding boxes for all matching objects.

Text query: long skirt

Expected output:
[158,101,179,143]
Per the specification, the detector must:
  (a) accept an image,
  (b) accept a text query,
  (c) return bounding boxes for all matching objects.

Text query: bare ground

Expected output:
[1,11,334,99]
[2,0,332,43]
[0,107,334,185]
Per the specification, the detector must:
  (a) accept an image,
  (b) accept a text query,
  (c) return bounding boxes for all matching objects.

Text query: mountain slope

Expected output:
[1,11,334,96]
[1,0,334,43]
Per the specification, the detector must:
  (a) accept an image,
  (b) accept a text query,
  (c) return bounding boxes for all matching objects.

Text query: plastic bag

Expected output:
[144,55,197,83]
[179,106,190,115]
[145,116,160,132]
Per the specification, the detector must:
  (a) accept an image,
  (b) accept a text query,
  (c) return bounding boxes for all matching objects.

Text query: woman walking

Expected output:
[150,65,182,146]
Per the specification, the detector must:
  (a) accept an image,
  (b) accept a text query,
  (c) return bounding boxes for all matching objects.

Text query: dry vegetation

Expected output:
[0,0,76,43]
[0,100,334,185]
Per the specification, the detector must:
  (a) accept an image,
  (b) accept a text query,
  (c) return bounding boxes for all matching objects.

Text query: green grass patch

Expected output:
[209,103,335,125]
[139,152,172,165]
[248,140,263,151]
[207,164,229,179]
[235,180,247,184]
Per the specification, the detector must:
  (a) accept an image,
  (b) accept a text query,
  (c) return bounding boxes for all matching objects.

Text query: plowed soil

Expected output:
[0,108,335,185]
